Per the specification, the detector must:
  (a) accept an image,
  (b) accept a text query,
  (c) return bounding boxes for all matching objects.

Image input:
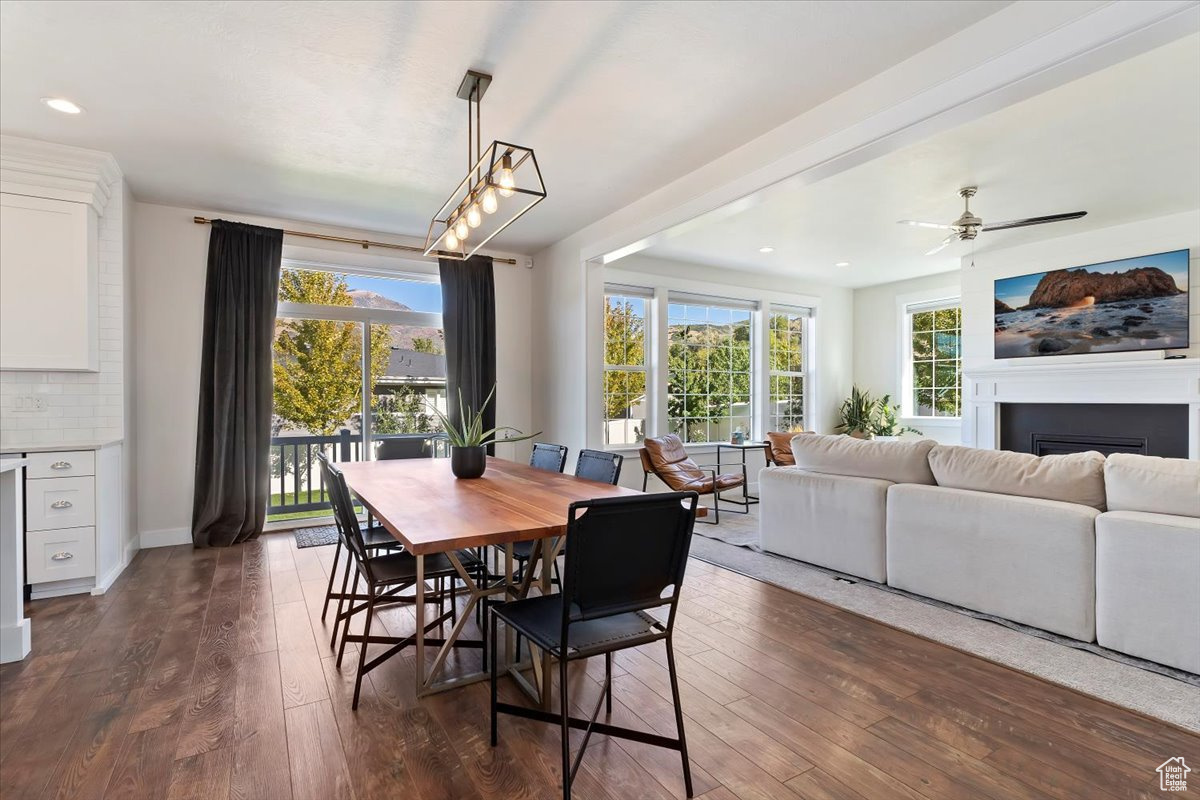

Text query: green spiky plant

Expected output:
[837,386,920,438]
[426,384,540,448]
[871,394,921,438]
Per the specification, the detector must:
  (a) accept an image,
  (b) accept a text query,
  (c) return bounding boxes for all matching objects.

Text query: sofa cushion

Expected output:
[789,433,935,485]
[1104,453,1200,518]
[887,484,1097,642]
[1096,510,1200,673]
[927,445,1106,510]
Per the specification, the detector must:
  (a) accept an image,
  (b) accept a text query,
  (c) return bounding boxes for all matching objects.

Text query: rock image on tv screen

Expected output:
[994,249,1190,358]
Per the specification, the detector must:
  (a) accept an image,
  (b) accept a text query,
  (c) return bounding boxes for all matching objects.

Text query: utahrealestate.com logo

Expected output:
[1157,757,1191,792]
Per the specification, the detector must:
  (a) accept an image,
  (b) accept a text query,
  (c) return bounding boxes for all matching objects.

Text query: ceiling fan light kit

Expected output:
[424,70,546,260]
[900,186,1086,256]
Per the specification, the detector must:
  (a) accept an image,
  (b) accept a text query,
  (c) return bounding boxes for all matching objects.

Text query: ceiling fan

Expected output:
[898,187,1087,256]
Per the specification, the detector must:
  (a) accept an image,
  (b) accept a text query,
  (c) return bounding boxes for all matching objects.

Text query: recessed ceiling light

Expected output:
[40,97,83,115]
[835,261,851,267]
[759,246,775,254]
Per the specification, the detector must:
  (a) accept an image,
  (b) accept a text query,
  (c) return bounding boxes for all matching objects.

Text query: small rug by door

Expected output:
[294,525,339,549]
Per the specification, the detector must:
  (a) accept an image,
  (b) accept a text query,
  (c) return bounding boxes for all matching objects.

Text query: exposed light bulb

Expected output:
[497,155,515,197]
[481,187,498,214]
[454,217,469,240]
[445,229,459,249]
[466,202,482,229]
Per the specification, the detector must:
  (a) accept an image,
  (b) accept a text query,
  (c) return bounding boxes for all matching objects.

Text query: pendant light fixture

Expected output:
[424,70,546,259]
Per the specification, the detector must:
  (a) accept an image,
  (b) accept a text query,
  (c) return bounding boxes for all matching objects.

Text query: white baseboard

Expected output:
[91,543,136,595]
[140,527,191,549]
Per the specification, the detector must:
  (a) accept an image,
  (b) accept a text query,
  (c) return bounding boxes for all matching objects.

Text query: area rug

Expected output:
[694,503,1200,732]
[293,525,339,549]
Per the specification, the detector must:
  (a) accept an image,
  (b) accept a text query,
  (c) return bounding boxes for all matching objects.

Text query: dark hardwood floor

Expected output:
[1,534,1195,800]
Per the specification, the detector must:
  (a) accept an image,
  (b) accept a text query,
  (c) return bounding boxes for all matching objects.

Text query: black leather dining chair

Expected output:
[318,455,403,633]
[489,491,700,799]
[530,442,569,472]
[512,442,571,581]
[574,448,623,485]
[318,455,458,709]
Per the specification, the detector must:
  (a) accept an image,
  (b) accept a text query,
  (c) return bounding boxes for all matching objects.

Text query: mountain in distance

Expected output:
[349,290,444,353]
[349,289,411,312]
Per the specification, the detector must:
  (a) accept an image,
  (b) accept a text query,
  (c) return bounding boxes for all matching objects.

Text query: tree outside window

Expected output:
[667,303,752,443]
[768,310,807,432]
[910,304,961,417]
[603,294,647,445]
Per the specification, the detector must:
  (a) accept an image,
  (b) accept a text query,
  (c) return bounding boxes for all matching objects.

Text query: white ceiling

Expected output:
[641,33,1200,288]
[0,0,1008,252]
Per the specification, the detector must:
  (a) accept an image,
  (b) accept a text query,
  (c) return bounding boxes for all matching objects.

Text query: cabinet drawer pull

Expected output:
[50,552,74,561]
[50,461,72,470]
[50,500,73,509]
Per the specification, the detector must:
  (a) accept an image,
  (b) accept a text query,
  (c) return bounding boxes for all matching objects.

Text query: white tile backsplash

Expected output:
[0,178,126,450]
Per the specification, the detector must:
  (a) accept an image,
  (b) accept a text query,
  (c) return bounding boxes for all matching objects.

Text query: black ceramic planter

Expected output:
[450,445,487,478]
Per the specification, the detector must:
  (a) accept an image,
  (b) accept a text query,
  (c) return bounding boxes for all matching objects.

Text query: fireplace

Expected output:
[999,403,1188,458]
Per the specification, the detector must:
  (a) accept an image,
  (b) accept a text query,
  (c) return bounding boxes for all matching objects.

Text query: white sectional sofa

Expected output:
[1096,453,1200,673]
[758,434,1200,673]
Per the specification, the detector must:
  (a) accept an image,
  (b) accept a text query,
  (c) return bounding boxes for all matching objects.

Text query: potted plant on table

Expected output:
[427,385,540,478]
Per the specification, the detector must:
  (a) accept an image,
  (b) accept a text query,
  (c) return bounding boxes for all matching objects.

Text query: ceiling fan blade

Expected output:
[898,219,957,230]
[925,234,958,256]
[982,211,1087,232]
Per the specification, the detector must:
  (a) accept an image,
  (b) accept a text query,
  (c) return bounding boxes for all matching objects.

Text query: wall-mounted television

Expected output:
[994,249,1190,359]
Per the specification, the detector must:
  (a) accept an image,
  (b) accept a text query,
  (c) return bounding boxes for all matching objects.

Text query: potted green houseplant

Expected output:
[427,385,540,478]
[870,394,920,440]
[836,386,920,440]
[836,386,877,439]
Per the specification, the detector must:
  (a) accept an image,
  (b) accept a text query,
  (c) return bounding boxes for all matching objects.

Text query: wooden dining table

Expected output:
[337,455,651,703]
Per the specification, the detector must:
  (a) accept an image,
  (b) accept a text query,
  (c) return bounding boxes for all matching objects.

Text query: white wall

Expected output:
[852,271,963,445]
[962,210,1200,370]
[133,202,533,544]
[0,177,127,449]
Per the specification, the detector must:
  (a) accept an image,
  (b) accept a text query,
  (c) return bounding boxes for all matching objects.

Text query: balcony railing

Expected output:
[268,430,445,519]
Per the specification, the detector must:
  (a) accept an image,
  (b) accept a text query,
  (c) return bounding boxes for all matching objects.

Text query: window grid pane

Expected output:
[768,311,806,432]
[603,293,649,444]
[667,303,754,444]
[909,304,961,418]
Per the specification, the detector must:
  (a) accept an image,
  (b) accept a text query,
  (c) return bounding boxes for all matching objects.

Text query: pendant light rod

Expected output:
[191,216,517,264]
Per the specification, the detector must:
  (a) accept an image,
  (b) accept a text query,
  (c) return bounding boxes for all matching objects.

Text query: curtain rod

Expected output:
[191,216,517,265]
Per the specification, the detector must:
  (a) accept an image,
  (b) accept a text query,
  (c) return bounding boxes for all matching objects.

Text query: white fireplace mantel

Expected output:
[963,358,1200,458]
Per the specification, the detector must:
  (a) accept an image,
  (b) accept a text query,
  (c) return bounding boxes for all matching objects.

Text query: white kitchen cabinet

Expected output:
[0,192,99,371]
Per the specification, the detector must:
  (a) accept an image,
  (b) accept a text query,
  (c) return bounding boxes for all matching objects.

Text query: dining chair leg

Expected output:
[321,539,342,621]
[353,587,376,710]
[665,639,694,798]
[330,554,354,649]
[604,652,613,714]
[337,570,360,668]
[489,609,499,748]
[559,655,572,800]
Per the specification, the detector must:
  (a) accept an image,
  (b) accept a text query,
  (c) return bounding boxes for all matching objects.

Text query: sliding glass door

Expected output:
[269,264,444,522]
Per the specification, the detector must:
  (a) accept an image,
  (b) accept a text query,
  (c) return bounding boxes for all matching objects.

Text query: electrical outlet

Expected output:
[13,394,48,413]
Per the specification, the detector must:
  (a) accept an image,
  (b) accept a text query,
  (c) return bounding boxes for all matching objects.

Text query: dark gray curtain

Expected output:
[192,220,283,547]
[439,255,496,453]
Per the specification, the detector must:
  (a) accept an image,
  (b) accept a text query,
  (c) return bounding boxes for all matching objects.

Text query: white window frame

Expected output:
[601,284,653,448]
[766,304,812,432]
[665,292,758,446]
[898,291,962,422]
[276,258,444,454]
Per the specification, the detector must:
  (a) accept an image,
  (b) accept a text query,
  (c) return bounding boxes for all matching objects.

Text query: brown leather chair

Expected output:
[639,434,745,524]
[765,431,808,466]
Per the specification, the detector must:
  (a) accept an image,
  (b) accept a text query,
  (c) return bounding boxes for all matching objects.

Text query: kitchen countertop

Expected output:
[0,438,124,455]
